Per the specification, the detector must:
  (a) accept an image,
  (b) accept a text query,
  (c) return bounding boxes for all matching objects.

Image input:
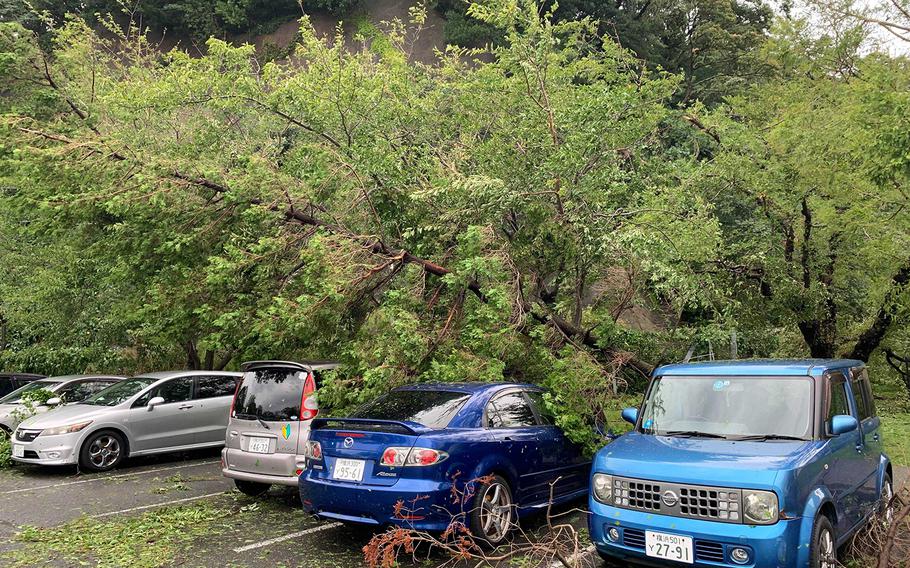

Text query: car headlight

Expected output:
[593,473,613,504]
[41,421,93,436]
[743,490,779,524]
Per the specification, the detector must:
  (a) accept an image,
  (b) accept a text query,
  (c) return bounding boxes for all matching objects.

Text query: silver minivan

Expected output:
[222,360,338,496]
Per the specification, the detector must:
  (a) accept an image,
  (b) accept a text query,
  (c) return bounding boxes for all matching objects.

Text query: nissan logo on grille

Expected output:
[662,490,679,507]
[343,437,354,448]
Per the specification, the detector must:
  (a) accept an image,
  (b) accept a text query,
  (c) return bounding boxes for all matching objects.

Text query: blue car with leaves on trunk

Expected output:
[590,359,891,568]
[298,382,590,545]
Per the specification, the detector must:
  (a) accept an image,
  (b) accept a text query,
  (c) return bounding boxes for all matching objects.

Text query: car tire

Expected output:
[235,479,271,497]
[0,425,11,439]
[469,474,515,548]
[78,430,126,472]
[809,513,837,568]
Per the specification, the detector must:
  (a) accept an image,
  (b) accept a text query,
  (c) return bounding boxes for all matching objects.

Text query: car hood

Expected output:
[595,432,822,487]
[17,404,111,429]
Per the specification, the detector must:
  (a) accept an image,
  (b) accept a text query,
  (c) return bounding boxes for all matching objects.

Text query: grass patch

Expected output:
[2,501,227,567]
[882,412,910,466]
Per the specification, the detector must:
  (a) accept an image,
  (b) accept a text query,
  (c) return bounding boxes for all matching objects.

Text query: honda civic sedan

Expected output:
[299,383,591,545]
[11,370,240,471]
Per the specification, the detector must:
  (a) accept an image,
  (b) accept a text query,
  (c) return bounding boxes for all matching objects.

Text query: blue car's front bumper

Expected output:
[299,475,458,531]
[589,499,806,568]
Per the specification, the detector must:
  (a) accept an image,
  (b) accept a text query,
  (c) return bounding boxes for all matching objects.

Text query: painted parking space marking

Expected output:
[232,522,344,553]
[91,491,226,518]
[1,459,220,495]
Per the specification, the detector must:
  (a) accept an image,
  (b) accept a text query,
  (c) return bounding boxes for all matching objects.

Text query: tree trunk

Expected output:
[184,340,201,370]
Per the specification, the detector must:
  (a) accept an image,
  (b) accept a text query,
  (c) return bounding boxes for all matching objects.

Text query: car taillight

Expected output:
[380,447,448,467]
[304,441,322,460]
[299,373,318,421]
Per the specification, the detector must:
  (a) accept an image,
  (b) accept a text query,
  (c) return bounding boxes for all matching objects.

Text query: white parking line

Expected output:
[232,522,344,553]
[91,491,226,518]
[1,459,220,495]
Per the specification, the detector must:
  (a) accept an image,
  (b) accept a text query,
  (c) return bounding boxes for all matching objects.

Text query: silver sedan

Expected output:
[11,370,240,471]
[0,375,124,437]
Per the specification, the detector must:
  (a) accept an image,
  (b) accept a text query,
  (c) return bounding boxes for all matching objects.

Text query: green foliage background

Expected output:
[0,1,909,450]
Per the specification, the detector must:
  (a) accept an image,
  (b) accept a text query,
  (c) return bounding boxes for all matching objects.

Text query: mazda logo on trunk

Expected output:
[343,437,354,448]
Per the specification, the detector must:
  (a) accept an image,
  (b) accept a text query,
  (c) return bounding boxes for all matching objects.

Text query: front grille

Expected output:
[15,429,40,442]
[622,528,646,549]
[610,476,743,524]
[695,540,725,562]
[625,480,662,511]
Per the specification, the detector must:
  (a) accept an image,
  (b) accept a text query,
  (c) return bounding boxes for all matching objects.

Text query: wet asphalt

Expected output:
[1,451,903,567]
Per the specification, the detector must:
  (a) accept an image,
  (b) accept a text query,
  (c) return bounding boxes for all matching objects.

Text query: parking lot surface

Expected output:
[0,449,589,567]
[2,452,903,567]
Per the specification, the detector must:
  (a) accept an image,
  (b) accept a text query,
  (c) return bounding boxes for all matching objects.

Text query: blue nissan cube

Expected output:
[589,359,891,568]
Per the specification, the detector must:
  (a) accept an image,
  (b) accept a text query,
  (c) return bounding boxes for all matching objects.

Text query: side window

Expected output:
[137,378,193,406]
[848,381,871,421]
[826,378,851,428]
[488,392,538,428]
[63,380,116,401]
[853,368,877,419]
[194,376,238,399]
[853,369,876,418]
[526,391,555,425]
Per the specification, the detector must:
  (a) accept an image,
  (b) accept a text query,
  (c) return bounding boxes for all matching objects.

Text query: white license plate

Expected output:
[12,444,24,458]
[646,531,693,564]
[247,437,271,454]
[332,458,365,482]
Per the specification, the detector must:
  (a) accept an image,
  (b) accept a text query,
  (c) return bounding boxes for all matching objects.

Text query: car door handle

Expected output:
[873,434,880,442]
[178,404,194,410]
[855,444,864,453]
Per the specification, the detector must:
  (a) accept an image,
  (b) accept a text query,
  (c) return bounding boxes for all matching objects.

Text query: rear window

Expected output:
[350,390,470,429]
[233,368,307,422]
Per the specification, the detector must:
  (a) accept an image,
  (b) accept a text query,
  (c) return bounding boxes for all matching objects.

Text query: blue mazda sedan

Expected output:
[299,383,590,544]
[590,359,891,568]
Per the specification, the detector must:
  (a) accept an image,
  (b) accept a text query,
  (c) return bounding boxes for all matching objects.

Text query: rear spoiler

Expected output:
[311,418,431,435]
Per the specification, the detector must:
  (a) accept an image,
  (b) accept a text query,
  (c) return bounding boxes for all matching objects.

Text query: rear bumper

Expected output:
[589,498,806,567]
[299,474,457,531]
[222,448,303,487]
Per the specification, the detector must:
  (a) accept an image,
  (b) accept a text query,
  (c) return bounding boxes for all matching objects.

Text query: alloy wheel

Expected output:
[882,479,894,525]
[819,528,835,568]
[479,481,512,543]
[88,435,121,469]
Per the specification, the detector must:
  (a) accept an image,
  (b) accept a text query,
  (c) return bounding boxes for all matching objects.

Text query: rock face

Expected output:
[236,2,449,64]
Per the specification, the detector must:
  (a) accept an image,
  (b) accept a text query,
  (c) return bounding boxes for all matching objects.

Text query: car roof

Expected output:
[394,382,541,395]
[133,370,242,380]
[241,360,340,372]
[43,374,126,382]
[654,359,864,378]
[0,373,46,379]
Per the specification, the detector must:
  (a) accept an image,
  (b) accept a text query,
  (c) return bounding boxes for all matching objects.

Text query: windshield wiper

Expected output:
[733,434,806,442]
[661,430,730,439]
[257,416,271,430]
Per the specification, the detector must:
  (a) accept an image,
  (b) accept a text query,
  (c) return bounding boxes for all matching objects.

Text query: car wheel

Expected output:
[78,430,126,472]
[0,425,11,439]
[469,474,515,547]
[880,473,894,525]
[235,479,271,497]
[809,514,837,568]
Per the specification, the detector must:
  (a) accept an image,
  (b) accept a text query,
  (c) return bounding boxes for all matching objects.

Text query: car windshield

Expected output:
[234,368,307,422]
[0,381,62,404]
[638,376,813,440]
[350,390,470,429]
[83,377,157,406]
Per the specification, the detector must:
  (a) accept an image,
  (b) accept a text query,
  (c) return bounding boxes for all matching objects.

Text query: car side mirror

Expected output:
[147,396,165,411]
[830,414,859,435]
[621,408,639,425]
[45,397,62,407]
